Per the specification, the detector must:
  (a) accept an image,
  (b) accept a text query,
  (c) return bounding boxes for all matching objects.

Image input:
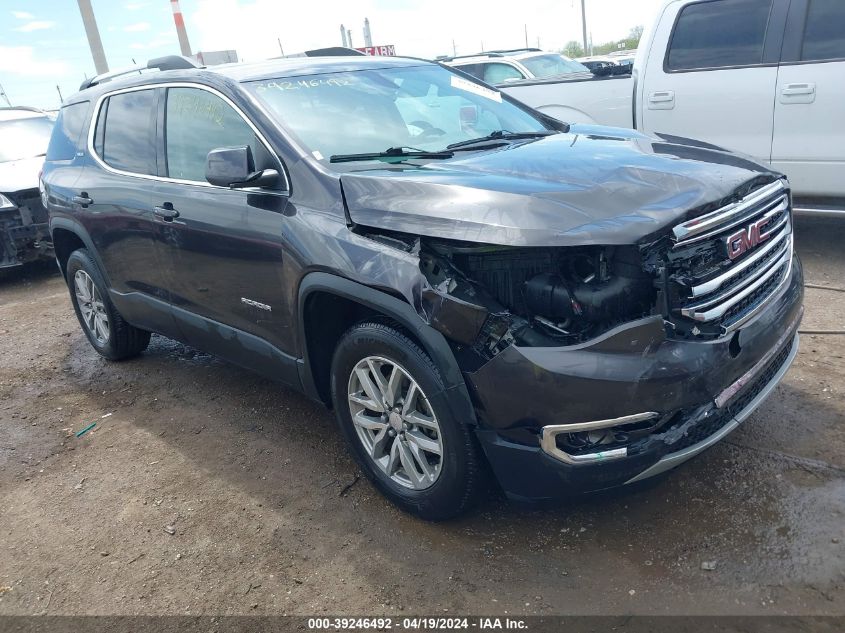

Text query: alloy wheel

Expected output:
[347,356,444,490]
[74,270,110,345]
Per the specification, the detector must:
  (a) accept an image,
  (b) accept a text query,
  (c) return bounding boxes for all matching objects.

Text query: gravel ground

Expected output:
[0,216,842,616]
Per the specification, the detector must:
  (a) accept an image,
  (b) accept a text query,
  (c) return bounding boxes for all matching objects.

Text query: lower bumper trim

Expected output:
[625,333,799,485]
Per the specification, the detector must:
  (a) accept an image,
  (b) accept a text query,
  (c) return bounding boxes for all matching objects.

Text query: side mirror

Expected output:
[205,146,281,189]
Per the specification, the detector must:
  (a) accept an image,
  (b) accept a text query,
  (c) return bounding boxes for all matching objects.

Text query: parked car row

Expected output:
[0,106,54,269]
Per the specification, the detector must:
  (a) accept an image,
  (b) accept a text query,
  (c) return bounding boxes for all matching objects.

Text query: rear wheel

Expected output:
[331,321,484,520]
[66,249,150,360]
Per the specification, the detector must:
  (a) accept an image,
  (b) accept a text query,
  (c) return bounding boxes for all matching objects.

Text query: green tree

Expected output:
[562,41,584,58]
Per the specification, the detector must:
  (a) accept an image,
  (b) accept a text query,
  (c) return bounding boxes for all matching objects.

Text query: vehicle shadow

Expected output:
[60,327,845,612]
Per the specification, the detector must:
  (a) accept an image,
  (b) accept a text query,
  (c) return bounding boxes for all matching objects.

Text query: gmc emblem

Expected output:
[725,216,773,260]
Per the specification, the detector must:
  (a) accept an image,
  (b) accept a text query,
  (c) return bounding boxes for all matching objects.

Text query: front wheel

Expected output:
[331,322,485,520]
[66,248,150,360]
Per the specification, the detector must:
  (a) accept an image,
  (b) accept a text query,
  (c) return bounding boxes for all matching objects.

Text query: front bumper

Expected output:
[469,255,804,501]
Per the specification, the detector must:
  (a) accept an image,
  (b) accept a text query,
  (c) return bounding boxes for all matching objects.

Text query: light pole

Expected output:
[76,0,109,74]
[581,0,588,55]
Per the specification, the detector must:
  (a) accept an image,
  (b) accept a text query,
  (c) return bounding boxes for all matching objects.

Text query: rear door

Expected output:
[151,84,297,383]
[85,86,176,334]
[771,0,845,201]
[639,0,788,161]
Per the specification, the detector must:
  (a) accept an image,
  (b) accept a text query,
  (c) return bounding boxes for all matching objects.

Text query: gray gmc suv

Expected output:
[41,55,803,519]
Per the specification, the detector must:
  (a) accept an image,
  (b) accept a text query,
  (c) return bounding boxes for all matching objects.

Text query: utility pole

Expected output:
[363,18,373,47]
[340,24,348,47]
[347,29,353,48]
[56,85,64,104]
[452,39,457,56]
[277,38,284,56]
[581,0,588,55]
[76,0,109,74]
[169,0,192,57]
[524,24,528,48]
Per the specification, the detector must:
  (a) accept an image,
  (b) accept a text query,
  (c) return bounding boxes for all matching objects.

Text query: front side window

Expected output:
[165,87,259,182]
[802,0,845,61]
[520,54,589,78]
[98,89,157,175]
[667,0,773,71]
[0,115,54,163]
[246,65,548,163]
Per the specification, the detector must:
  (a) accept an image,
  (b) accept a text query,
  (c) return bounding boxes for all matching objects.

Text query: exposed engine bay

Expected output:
[416,239,656,360]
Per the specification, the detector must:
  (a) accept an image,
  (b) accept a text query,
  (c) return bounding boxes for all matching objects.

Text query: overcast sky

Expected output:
[1,0,666,109]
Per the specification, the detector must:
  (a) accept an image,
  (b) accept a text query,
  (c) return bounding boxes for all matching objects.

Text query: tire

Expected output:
[331,321,484,520]
[66,248,151,360]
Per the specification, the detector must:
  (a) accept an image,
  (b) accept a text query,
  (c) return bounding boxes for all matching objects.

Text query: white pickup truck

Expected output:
[498,0,845,215]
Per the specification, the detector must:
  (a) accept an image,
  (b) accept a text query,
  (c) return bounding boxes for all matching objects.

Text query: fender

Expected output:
[49,216,112,287]
[297,272,479,428]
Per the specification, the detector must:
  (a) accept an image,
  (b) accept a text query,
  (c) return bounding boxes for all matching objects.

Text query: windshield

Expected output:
[0,116,54,163]
[246,65,550,162]
[520,54,589,78]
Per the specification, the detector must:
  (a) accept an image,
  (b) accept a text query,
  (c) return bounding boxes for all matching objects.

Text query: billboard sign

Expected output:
[355,45,396,56]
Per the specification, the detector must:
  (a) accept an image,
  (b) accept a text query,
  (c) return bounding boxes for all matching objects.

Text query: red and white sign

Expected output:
[356,45,396,56]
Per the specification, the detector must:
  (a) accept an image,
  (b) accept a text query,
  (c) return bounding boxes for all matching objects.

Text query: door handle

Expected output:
[648,90,675,110]
[153,203,180,221]
[72,193,93,207]
[782,83,815,96]
[649,90,675,102]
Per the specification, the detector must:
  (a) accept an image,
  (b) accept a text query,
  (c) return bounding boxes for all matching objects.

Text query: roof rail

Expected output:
[438,51,505,62]
[279,46,366,58]
[79,55,201,91]
[0,105,46,113]
[486,47,543,54]
[438,47,544,63]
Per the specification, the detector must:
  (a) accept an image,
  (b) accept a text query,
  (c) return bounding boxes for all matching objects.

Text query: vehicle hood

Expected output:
[0,156,44,194]
[340,124,780,246]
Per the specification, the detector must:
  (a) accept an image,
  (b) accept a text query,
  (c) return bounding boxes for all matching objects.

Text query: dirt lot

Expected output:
[0,216,843,617]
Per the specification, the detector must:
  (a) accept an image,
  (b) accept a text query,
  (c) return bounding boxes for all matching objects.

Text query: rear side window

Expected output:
[46,102,88,161]
[802,0,845,61]
[480,63,525,83]
[164,87,259,183]
[96,89,157,175]
[667,0,773,71]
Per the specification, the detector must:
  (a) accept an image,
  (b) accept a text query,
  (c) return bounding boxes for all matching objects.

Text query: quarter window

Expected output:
[165,87,259,183]
[667,0,773,71]
[98,89,157,175]
[46,102,88,161]
[802,0,845,61]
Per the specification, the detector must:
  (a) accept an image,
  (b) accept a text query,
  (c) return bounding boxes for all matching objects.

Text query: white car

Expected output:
[500,0,845,215]
[0,107,54,268]
[443,48,591,84]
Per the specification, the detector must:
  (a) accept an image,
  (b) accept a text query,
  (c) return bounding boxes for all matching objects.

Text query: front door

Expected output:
[151,85,297,384]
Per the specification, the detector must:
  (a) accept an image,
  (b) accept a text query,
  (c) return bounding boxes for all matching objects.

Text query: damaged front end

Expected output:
[417,240,655,363]
[352,175,803,500]
[0,190,53,269]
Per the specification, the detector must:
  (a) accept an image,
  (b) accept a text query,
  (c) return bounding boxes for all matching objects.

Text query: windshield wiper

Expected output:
[445,130,558,151]
[330,146,454,163]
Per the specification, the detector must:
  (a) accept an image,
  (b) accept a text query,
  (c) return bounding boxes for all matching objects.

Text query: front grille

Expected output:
[668,339,793,452]
[666,180,793,335]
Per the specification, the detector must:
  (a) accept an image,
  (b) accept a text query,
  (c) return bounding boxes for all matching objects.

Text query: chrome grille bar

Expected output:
[667,178,795,336]
[690,215,790,298]
[681,244,792,323]
[673,180,787,245]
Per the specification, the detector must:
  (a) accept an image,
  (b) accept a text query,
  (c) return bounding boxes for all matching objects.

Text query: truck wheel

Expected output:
[331,321,484,520]
[66,248,150,360]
